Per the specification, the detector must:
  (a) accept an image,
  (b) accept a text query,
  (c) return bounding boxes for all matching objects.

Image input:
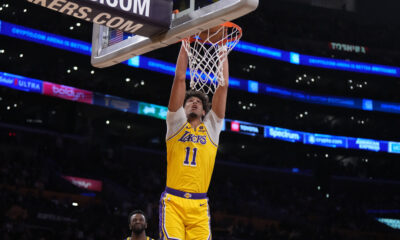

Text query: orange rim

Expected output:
[187,22,242,44]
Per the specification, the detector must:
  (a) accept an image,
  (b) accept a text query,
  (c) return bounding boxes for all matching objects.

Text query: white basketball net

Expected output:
[182,23,242,94]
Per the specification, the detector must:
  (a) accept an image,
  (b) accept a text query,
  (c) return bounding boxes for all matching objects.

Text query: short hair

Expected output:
[183,90,210,114]
[128,210,146,224]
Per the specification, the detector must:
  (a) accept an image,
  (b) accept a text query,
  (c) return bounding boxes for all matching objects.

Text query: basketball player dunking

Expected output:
[159,43,229,240]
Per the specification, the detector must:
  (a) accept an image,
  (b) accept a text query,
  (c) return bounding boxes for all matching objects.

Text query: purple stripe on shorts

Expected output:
[159,192,181,240]
[165,187,207,199]
[159,191,166,240]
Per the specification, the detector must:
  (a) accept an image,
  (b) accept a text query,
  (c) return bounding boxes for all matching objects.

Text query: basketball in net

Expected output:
[182,22,242,94]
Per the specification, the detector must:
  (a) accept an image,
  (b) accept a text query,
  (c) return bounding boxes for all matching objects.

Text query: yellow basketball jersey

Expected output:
[166,121,218,193]
[125,237,154,240]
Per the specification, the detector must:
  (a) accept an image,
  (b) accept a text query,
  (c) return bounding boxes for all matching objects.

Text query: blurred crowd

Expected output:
[251,1,400,65]
[1,128,400,240]
[2,1,400,239]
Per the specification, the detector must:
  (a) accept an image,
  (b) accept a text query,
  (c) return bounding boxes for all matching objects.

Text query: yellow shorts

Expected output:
[159,188,211,240]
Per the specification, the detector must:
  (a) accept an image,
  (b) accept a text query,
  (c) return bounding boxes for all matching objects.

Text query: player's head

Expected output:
[183,90,210,120]
[128,210,147,235]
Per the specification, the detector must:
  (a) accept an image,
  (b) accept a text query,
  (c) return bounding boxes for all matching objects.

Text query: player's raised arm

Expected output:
[211,55,229,119]
[168,44,188,112]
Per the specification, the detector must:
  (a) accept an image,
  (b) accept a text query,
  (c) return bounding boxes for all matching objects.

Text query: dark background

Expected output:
[1,0,400,239]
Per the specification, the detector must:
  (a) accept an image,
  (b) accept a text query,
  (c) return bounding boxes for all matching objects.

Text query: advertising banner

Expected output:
[43,82,93,104]
[265,126,303,143]
[93,93,139,113]
[63,176,102,192]
[0,72,42,93]
[26,0,173,36]
[304,133,347,148]
[329,42,368,54]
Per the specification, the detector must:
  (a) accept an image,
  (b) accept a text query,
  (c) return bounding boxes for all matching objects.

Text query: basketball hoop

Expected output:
[182,22,242,94]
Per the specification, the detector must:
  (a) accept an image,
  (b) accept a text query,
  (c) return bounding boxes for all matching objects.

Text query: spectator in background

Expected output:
[126,210,155,240]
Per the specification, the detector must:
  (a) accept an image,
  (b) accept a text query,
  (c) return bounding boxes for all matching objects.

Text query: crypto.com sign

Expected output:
[43,82,93,104]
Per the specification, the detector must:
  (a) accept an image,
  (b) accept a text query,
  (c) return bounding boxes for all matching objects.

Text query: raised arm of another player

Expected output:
[168,44,188,112]
[211,55,229,119]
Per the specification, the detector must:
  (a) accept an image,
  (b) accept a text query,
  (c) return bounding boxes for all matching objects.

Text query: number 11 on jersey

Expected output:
[184,147,197,166]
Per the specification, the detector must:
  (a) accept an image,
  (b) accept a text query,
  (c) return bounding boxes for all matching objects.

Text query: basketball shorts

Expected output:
[159,187,211,240]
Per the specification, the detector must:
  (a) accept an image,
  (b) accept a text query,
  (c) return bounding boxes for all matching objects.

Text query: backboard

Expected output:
[91,0,259,68]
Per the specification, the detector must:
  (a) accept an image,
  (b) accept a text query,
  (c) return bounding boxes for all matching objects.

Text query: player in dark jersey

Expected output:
[126,210,155,240]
